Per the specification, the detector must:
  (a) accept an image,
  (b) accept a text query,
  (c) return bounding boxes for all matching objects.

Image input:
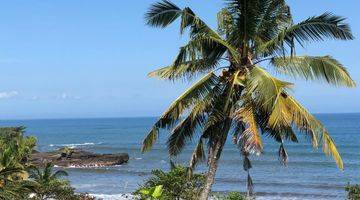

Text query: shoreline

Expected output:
[88,193,340,200]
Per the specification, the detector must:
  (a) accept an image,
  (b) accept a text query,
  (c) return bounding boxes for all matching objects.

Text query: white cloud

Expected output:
[57,93,81,100]
[31,96,38,100]
[0,91,19,99]
[60,93,68,99]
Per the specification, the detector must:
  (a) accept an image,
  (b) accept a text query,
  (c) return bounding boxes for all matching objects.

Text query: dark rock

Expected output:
[31,148,129,168]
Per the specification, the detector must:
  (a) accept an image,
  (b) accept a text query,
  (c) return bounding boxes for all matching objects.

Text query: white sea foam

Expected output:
[49,142,100,149]
[90,193,137,200]
[88,194,315,200]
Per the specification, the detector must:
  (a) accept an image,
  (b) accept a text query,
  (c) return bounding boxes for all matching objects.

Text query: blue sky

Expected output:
[0,0,359,119]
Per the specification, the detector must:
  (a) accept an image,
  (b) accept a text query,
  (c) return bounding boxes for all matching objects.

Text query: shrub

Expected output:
[346,184,360,200]
[135,165,205,200]
[213,192,246,200]
[224,192,246,200]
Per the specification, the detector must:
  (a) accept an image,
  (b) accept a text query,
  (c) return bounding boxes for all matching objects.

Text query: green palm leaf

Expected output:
[145,0,182,28]
[167,107,205,156]
[271,56,356,87]
[289,12,354,43]
[246,66,293,112]
[257,12,353,57]
[148,59,219,81]
[188,137,206,175]
[141,72,219,152]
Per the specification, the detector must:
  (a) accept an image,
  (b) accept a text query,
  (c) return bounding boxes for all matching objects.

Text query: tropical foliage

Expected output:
[28,162,73,200]
[217,192,246,200]
[138,185,164,200]
[135,164,205,200]
[0,127,37,199]
[346,184,360,200]
[0,127,94,200]
[0,127,37,166]
[142,0,355,199]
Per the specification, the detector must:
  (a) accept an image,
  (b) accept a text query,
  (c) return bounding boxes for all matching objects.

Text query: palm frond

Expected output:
[323,131,343,170]
[148,59,219,81]
[141,72,219,152]
[288,12,354,44]
[268,93,343,169]
[141,127,159,153]
[255,12,353,57]
[278,143,288,165]
[233,103,263,154]
[268,93,319,147]
[167,105,205,156]
[148,34,237,81]
[203,70,242,132]
[271,56,356,87]
[253,0,292,41]
[188,137,206,177]
[52,170,68,179]
[145,0,182,28]
[0,167,24,177]
[246,66,293,112]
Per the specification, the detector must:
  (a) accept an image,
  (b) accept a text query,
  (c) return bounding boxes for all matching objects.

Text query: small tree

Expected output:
[28,162,76,200]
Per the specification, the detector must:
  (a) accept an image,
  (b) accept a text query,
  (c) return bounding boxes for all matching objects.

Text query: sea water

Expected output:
[0,113,359,200]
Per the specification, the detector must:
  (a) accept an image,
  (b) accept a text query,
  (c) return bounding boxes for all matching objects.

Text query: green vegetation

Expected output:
[219,192,246,200]
[0,127,36,166]
[346,184,360,200]
[135,164,205,200]
[28,162,73,200]
[141,0,355,199]
[0,127,37,199]
[138,185,164,200]
[0,126,94,200]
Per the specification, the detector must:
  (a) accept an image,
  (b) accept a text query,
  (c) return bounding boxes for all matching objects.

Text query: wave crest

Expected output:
[49,142,101,149]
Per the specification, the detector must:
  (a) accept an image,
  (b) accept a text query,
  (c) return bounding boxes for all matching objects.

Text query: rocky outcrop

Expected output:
[31,148,129,168]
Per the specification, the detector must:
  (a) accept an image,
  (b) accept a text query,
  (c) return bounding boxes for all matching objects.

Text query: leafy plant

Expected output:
[213,192,247,200]
[0,127,37,166]
[346,184,360,200]
[141,0,355,199]
[139,185,164,199]
[0,127,37,199]
[135,165,205,200]
[223,192,246,200]
[27,162,74,200]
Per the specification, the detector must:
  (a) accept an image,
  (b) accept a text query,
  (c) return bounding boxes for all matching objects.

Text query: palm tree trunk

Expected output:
[199,120,231,200]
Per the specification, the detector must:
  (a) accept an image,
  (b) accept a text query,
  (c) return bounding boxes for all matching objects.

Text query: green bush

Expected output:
[346,184,360,200]
[223,192,246,200]
[135,165,205,200]
[213,192,246,200]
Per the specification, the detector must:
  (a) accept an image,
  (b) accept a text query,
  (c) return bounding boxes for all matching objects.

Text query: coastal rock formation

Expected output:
[31,148,129,168]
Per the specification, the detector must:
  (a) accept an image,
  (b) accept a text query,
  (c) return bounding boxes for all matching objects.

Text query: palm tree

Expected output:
[141,0,355,199]
[0,148,33,200]
[28,162,69,200]
[0,127,37,166]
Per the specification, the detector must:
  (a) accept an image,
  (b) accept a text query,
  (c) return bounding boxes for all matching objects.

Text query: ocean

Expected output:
[0,114,359,200]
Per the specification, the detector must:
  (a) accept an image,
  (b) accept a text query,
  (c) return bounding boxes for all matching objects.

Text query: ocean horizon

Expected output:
[1,112,360,121]
[0,113,359,200]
